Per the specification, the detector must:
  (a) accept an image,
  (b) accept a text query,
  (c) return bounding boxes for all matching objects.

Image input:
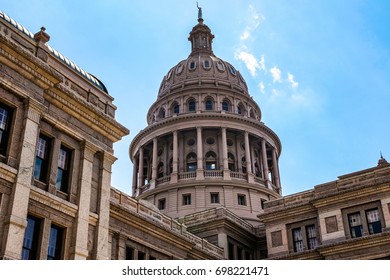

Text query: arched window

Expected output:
[250,109,256,119]
[172,102,180,114]
[205,99,214,111]
[205,151,217,170]
[222,100,230,112]
[186,152,197,172]
[158,108,165,119]
[237,103,245,115]
[188,100,196,112]
[228,152,236,171]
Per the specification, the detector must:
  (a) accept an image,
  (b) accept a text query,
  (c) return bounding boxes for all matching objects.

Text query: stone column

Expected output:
[221,127,230,180]
[171,130,178,183]
[95,151,117,260]
[132,156,138,196]
[150,138,158,189]
[261,139,271,190]
[137,147,144,192]
[244,131,254,183]
[196,127,204,179]
[218,232,229,259]
[70,141,96,260]
[272,148,281,192]
[1,99,43,260]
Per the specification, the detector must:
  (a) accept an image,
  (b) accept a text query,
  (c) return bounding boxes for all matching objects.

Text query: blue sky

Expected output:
[2,1,390,195]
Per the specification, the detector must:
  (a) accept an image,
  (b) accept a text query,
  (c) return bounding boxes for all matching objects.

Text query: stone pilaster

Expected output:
[69,141,95,260]
[1,98,43,259]
[95,151,117,260]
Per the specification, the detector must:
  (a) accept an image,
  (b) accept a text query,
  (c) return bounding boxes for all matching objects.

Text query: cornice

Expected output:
[0,33,62,88]
[45,87,129,142]
[129,113,281,157]
[137,179,280,200]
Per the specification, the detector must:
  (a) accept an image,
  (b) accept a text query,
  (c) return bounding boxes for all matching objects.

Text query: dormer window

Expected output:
[229,65,237,76]
[176,63,184,75]
[189,61,196,70]
[216,61,225,72]
[203,60,211,69]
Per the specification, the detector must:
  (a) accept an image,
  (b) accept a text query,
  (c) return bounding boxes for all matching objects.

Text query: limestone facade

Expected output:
[259,158,390,259]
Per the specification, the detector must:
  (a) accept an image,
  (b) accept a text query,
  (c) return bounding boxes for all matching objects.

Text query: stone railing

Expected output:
[110,188,224,258]
[178,171,196,180]
[156,175,171,185]
[230,171,246,180]
[180,207,258,235]
[204,170,223,178]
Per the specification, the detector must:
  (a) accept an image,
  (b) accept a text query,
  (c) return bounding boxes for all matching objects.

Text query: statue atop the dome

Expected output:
[196,2,203,20]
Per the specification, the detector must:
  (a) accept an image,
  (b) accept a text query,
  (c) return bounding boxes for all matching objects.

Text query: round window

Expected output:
[206,137,215,145]
[187,138,196,146]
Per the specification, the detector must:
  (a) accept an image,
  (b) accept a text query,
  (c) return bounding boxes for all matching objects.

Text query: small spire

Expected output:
[378,152,389,167]
[196,2,203,22]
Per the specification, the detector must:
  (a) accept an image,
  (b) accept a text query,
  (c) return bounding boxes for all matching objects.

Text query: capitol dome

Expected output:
[130,14,282,226]
[148,17,261,125]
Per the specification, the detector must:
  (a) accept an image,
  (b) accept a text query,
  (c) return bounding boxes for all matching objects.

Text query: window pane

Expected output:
[292,228,304,252]
[222,102,229,111]
[0,107,8,130]
[22,216,41,260]
[348,213,363,238]
[36,137,47,159]
[366,209,382,234]
[58,148,68,169]
[47,225,63,260]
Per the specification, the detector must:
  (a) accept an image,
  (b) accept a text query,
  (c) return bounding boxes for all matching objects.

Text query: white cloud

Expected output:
[239,5,264,42]
[240,30,250,40]
[236,51,262,77]
[287,73,299,88]
[259,82,265,93]
[259,54,265,71]
[270,66,282,83]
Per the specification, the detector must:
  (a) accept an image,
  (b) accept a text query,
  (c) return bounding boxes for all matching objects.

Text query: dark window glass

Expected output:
[22,216,41,260]
[292,228,304,252]
[47,224,64,260]
[183,194,191,205]
[187,162,197,172]
[173,104,180,114]
[34,135,51,183]
[125,247,134,260]
[306,225,318,249]
[0,103,13,156]
[211,193,219,204]
[238,194,246,206]
[348,212,363,238]
[366,209,382,234]
[204,60,210,68]
[188,101,196,112]
[205,99,213,110]
[222,101,229,112]
[138,251,145,260]
[56,146,71,193]
[158,198,166,210]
